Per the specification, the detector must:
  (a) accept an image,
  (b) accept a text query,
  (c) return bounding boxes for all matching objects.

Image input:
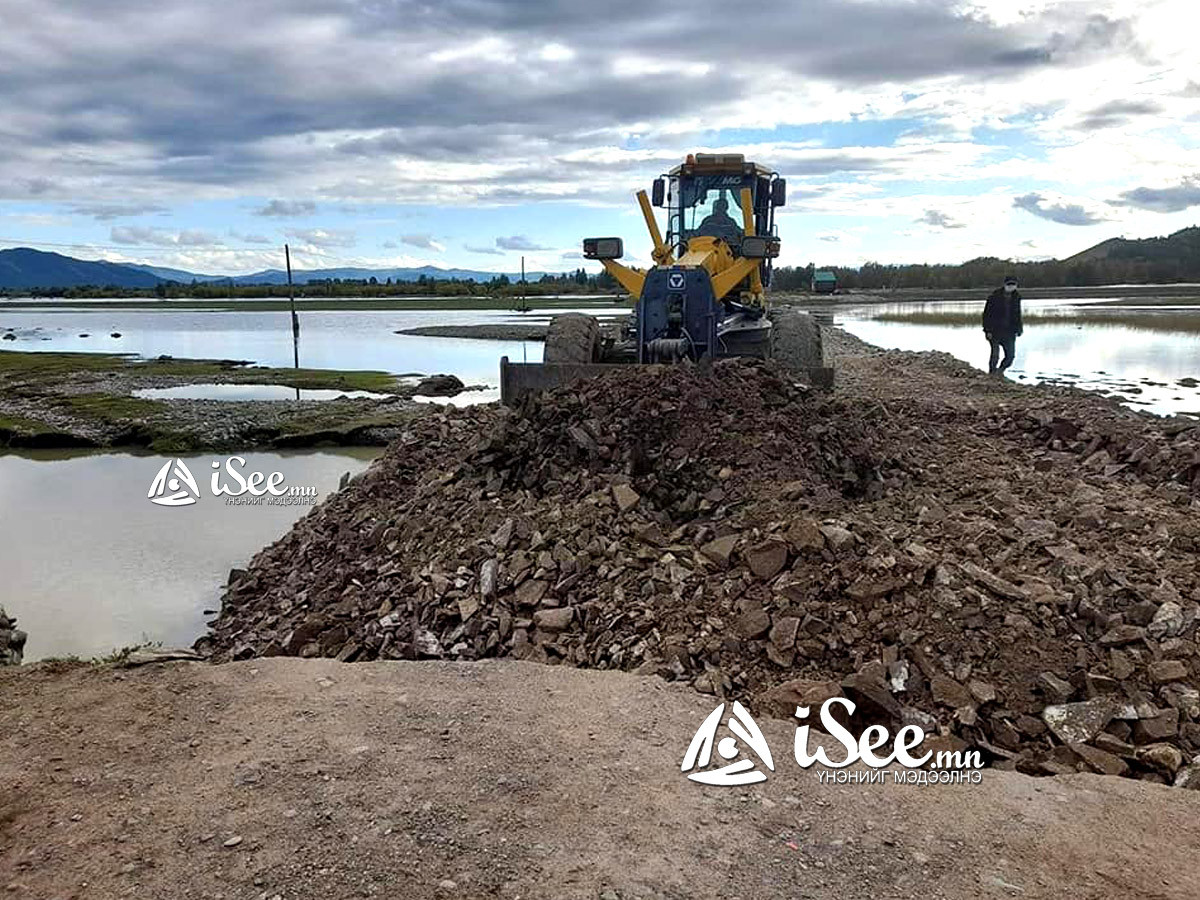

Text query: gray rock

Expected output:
[1042,697,1118,744]
[1149,659,1188,684]
[745,539,788,579]
[700,533,739,567]
[1148,601,1185,640]
[769,615,800,651]
[479,559,498,599]
[819,524,855,551]
[785,518,824,552]
[1173,763,1200,789]
[1098,624,1146,647]
[930,674,972,709]
[1136,743,1184,774]
[968,680,997,704]
[1038,672,1075,703]
[1069,743,1128,776]
[735,606,771,640]
[959,561,1027,600]
[533,607,575,633]
[612,483,640,513]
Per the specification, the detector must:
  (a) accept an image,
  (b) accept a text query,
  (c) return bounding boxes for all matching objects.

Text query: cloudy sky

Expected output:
[1,0,1197,275]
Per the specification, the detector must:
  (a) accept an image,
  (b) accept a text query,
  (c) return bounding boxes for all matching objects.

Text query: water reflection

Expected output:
[132,384,393,401]
[0,448,380,660]
[0,307,580,381]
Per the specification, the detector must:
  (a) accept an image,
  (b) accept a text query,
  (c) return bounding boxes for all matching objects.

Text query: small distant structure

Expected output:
[811,270,837,294]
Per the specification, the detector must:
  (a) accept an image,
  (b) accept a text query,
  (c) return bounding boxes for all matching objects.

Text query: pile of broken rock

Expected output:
[0,606,27,666]
[200,358,1200,786]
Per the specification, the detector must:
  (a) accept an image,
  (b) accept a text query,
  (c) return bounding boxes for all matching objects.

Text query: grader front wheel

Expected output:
[544,313,603,364]
[769,307,824,372]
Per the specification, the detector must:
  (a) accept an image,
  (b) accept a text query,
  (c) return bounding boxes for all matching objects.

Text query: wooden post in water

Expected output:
[285,244,301,398]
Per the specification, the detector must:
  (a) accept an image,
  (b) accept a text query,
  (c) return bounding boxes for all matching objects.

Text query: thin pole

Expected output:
[520,255,527,312]
[285,244,300,398]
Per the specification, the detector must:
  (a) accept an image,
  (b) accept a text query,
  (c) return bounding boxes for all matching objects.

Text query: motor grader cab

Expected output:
[499,154,829,404]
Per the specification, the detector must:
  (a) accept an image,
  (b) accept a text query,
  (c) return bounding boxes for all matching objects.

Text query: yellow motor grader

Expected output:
[500,153,828,403]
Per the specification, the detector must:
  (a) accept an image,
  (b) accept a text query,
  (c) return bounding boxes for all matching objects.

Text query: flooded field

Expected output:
[0,304,631,389]
[828,296,1200,417]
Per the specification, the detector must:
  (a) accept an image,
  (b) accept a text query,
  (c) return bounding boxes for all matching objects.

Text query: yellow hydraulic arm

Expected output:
[638,190,674,266]
[596,185,765,303]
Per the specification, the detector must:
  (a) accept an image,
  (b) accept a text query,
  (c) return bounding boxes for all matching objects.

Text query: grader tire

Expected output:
[544,313,602,364]
[769,307,824,372]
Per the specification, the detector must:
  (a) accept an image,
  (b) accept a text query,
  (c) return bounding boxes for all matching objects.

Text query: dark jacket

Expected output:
[982,288,1023,338]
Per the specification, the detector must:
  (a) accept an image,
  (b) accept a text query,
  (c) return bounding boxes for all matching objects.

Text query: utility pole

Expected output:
[285,244,300,397]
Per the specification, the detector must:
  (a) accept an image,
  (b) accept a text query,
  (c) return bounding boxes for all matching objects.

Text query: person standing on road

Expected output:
[982,275,1023,375]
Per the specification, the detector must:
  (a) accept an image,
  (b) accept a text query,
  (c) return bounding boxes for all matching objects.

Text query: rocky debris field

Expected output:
[200,331,1200,787]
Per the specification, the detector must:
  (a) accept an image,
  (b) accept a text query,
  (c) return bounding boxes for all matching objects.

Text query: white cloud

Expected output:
[110,226,224,246]
[1012,192,1109,226]
[397,233,445,251]
[283,228,356,248]
[255,199,316,217]
[496,235,552,251]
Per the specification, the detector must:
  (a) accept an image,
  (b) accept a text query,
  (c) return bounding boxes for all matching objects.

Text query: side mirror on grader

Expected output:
[739,235,781,259]
[499,154,831,404]
[582,237,624,260]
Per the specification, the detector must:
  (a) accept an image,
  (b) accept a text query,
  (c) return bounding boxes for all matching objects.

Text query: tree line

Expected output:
[5,227,1197,297]
[5,268,620,299]
[773,227,1200,290]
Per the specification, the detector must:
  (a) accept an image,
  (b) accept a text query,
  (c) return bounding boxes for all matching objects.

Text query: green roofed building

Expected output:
[811,270,837,294]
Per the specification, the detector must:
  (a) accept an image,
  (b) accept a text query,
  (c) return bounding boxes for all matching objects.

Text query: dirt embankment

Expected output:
[4,657,1200,900]
[201,328,1200,786]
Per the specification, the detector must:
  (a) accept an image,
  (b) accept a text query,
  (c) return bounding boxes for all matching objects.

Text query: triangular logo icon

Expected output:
[681,701,774,786]
[147,459,201,507]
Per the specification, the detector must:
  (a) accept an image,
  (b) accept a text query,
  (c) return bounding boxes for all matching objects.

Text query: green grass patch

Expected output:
[0,413,61,435]
[57,393,165,422]
[0,349,132,378]
[0,350,402,393]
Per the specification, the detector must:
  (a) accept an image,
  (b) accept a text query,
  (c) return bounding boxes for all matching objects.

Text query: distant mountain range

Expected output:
[0,248,547,290]
[2,227,1198,290]
[0,249,165,290]
[1065,226,1200,265]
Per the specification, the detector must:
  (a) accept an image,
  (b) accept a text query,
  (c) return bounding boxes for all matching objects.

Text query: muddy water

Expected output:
[832,298,1200,417]
[0,448,379,661]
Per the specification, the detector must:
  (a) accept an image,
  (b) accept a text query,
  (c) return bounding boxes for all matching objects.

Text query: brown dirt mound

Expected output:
[200,355,1200,787]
